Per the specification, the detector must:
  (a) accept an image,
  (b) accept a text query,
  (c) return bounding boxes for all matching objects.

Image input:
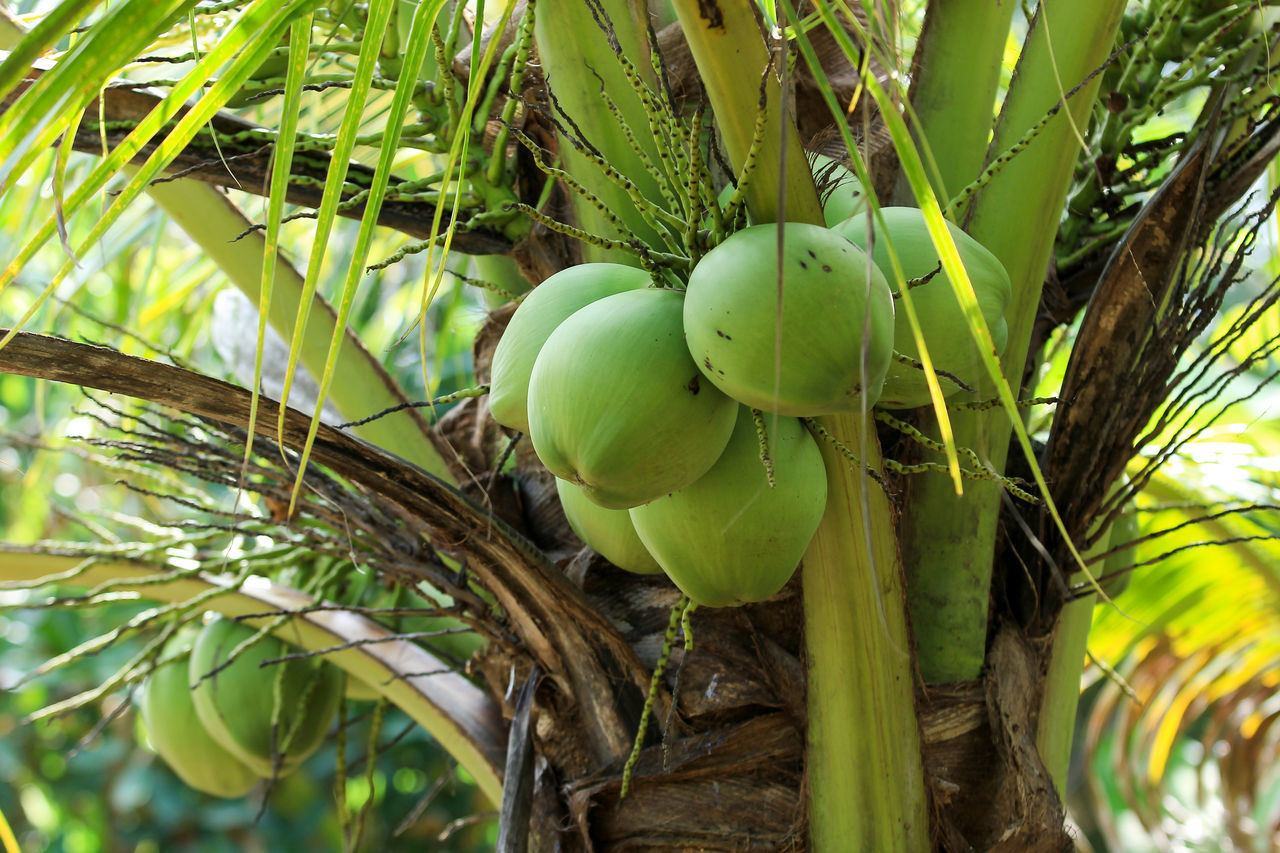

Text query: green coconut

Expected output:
[812,153,865,226]
[527,287,738,509]
[139,631,259,798]
[556,477,663,574]
[630,406,828,607]
[683,222,895,416]
[189,615,344,778]
[489,262,652,433]
[833,207,1012,409]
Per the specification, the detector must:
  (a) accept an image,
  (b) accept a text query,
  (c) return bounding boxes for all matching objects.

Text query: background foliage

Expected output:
[0,190,493,850]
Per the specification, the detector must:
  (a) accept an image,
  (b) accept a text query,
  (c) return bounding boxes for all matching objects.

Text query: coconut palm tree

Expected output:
[0,0,1278,849]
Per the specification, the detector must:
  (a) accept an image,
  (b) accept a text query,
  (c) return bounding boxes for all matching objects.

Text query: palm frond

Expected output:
[1077,461,1280,851]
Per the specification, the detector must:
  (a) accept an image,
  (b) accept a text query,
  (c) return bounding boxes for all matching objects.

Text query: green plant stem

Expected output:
[896,0,1017,207]
[804,415,929,851]
[0,548,505,805]
[899,0,1127,683]
[532,0,667,261]
[669,1,923,846]
[1038,469,1136,792]
[1037,591,1095,795]
[141,176,453,481]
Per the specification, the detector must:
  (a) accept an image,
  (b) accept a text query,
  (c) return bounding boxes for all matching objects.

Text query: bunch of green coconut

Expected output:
[137,616,346,798]
[488,205,1011,609]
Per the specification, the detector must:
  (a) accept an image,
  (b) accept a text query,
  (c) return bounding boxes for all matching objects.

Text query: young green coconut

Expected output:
[555,478,663,574]
[489,263,652,434]
[527,287,738,509]
[812,153,865,226]
[189,615,344,779]
[139,629,259,798]
[629,407,828,607]
[683,222,895,416]
[832,207,1012,409]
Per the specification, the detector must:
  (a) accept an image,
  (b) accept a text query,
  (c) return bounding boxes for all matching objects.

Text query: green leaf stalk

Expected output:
[670,1,926,847]
[899,0,1128,683]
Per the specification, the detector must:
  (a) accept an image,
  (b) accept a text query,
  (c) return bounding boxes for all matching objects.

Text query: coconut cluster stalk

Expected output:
[669,0,927,848]
[895,0,1017,208]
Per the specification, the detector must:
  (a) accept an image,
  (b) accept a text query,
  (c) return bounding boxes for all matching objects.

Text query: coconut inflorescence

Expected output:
[719,154,864,227]
[492,206,1008,606]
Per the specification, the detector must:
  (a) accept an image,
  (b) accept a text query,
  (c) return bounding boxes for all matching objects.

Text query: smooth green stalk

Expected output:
[0,549,504,805]
[141,177,452,480]
[1038,477,1126,795]
[1037,591,1095,795]
[895,0,1017,208]
[669,2,924,847]
[532,0,667,261]
[804,415,929,852]
[899,0,1127,683]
